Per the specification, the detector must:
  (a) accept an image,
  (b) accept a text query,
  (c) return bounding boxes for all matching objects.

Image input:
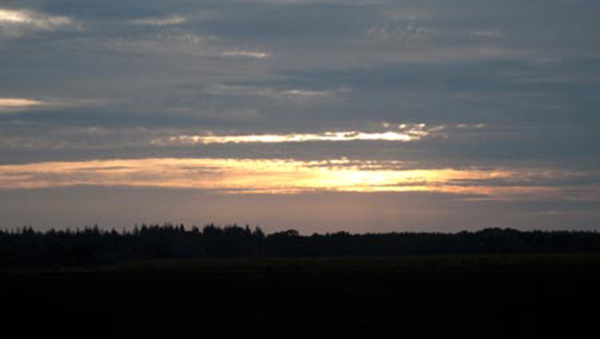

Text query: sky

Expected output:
[1,0,599,233]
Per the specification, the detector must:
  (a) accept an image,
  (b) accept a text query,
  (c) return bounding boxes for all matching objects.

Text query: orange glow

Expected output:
[0,158,565,200]
[0,98,45,109]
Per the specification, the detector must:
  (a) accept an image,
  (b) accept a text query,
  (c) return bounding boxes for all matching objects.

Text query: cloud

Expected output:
[0,98,69,114]
[0,8,80,38]
[469,30,502,39]
[0,125,167,151]
[152,125,433,145]
[278,89,337,98]
[63,32,219,57]
[204,84,349,100]
[366,21,444,44]
[0,97,104,114]
[365,20,504,47]
[219,50,272,59]
[129,16,187,26]
[380,9,431,22]
[0,98,45,112]
[0,0,597,231]
[63,32,273,61]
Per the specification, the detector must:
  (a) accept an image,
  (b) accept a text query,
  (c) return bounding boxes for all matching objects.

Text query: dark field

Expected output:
[3,255,600,337]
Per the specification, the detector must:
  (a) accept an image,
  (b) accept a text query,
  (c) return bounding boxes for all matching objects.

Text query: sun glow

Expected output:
[0,158,551,199]
[0,98,44,107]
[0,98,48,113]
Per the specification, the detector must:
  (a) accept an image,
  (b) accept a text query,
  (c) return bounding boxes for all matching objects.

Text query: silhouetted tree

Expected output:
[1,225,600,268]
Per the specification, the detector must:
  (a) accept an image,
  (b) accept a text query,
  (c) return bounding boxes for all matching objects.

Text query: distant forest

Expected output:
[2,224,600,267]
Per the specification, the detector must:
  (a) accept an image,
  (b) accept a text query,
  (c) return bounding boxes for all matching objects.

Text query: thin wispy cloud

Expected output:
[0,8,80,38]
[63,33,273,61]
[469,30,502,39]
[219,50,273,59]
[67,33,217,55]
[148,124,488,147]
[0,98,45,110]
[366,21,502,46]
[366,22,444,44]
[0,97,105,114]
[152,125,432,145]
[129,16,187,26]
[204,85,349,100]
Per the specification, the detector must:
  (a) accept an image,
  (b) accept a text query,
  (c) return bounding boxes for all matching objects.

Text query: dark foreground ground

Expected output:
[3,254,600,337]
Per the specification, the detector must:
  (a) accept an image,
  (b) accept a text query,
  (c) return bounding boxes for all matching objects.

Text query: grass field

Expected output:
[3,254,599,337]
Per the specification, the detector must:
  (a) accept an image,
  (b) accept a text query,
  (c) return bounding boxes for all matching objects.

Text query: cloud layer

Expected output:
[1,1,599,230]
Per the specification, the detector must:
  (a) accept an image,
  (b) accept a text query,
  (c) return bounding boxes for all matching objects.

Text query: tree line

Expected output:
[1,224,600,267]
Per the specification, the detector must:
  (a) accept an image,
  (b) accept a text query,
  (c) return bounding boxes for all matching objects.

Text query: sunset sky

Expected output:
[1,0,599,233]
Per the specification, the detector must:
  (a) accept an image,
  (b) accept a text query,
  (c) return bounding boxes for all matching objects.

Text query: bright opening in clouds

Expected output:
[0,98,50,113]
[156,126,430,145]
[0,98,45,108]
[1,0,599,232]
[0,158,556,197]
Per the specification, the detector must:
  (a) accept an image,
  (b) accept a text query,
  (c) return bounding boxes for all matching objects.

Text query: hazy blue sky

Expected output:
[1,0,599,233]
